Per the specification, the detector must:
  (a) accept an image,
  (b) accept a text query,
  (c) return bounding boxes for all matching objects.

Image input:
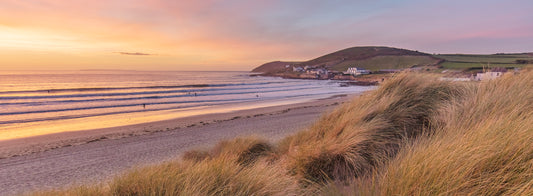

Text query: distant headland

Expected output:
[251,46,533,85]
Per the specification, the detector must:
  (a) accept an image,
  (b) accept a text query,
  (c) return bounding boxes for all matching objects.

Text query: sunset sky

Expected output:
[1,0,532,71]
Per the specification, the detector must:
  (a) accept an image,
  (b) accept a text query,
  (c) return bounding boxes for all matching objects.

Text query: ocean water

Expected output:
[0,70,373,140]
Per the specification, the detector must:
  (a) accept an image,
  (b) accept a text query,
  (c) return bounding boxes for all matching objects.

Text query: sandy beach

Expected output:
[0,95,354,195]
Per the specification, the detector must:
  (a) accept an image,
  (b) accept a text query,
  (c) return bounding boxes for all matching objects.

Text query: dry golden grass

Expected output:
[33,70,533,196]
[279,73,468,182]
[109,156,301,196]
[335,71,533,195]
[182,137,274,166]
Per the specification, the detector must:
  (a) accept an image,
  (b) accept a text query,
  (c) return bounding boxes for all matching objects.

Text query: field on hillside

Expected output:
[303,47,428,66]
[35,70,533,196]
[332,55,440,71]
[435,53,533,69]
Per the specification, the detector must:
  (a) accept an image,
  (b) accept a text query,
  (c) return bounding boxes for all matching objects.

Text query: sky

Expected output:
[0,0,532,71]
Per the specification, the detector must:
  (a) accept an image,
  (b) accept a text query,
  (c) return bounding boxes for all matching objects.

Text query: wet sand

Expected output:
[0,95,355,195]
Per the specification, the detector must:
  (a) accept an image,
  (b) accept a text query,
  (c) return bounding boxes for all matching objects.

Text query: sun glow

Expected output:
[0,26,90,52]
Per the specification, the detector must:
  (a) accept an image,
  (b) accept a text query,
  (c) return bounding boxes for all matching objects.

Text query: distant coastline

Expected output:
[250,72,381,86]
[251,46,532,84]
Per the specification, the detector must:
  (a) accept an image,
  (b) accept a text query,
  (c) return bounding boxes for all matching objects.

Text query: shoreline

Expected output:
[0,93,358,195]
[252,72,384,86]
[0,94,357,159]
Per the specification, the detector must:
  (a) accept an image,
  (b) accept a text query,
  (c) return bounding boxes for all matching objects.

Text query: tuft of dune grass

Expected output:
[209,137,274,166]
[110,157,301,196]
[110,137,296,196]
[279,73,468,182]
[182,137,274,166]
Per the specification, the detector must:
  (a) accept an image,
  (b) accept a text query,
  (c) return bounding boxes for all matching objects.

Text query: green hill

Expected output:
[303,46,441,71]
[252,47,533,73]
[251,61,295,73]
[252,46,442,73]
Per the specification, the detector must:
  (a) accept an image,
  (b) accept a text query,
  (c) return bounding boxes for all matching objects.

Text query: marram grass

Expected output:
[342,70,533,195]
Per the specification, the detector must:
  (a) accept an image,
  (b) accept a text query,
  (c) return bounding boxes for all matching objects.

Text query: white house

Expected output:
[346,67,370,75]
[292,66,304,72]
[475,72,504,81]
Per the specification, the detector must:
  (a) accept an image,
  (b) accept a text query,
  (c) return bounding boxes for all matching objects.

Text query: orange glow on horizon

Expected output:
[0,23,258,71]
[0,1,324,71]
[0,12,266,71]
[2,1,531,71]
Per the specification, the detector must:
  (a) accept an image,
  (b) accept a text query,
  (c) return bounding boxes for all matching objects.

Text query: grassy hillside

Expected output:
[252,47,533,74]
[251,61,299,73]
[35,69,533,196]
[301,46,432,66]
[252,46,441,73]
[435,53,533,69]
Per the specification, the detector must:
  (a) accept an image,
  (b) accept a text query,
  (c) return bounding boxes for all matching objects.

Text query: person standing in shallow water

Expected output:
[143,104,146,109]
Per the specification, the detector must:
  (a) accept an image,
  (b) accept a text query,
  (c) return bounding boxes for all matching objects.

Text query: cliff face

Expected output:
[251,46,441,73]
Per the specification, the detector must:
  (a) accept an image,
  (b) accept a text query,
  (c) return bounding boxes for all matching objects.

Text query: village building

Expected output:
[292,66,304,72]
[345,67,370,75]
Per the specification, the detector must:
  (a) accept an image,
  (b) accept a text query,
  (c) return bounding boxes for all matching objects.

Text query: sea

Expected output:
[0,70,374,140]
